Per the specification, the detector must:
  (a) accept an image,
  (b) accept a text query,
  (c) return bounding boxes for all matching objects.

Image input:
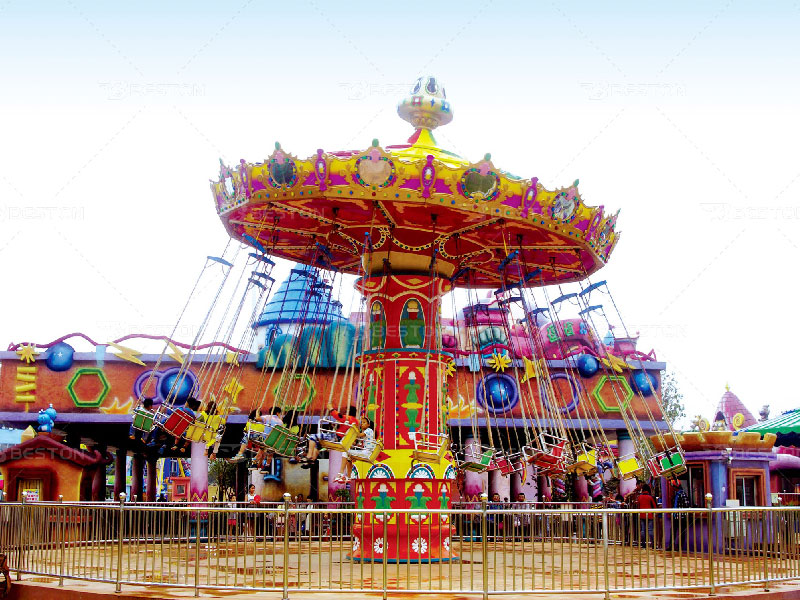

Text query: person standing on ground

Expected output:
[635,483,658,547]
[244,484,257,538]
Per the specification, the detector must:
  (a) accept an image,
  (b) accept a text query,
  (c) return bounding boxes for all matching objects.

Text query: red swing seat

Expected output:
[491,451,527,477]
[528,433,567,473]
[158,409,194,438]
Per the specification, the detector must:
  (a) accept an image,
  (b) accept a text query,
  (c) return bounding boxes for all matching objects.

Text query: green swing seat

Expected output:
[263,424,302,457]
[131,407,155,433]
[459,445,495,472]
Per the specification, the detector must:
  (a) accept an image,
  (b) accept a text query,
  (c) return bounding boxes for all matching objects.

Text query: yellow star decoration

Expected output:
[222,378,244,403]
[520,357,545,383]
[487,351,511,373]
[443,361,456,378]
[600,352,628,373]
[100,397,133,415]
[225,351,240,367]
[16,344,39,364]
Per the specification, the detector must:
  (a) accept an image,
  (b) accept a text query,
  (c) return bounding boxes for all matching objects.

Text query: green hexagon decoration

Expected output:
[274,373,316,411]
[67,367,111,408]
[592,375,633,413]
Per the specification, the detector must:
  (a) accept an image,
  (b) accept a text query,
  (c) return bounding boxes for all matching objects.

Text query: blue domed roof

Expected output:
[254,264,346,327]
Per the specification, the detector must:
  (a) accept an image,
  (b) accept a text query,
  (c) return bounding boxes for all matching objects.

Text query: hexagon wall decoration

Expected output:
[67,367,111,408]
[592,375,633,413]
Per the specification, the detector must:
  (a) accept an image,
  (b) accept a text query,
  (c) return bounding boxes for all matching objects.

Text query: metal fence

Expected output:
[1,495,800,598]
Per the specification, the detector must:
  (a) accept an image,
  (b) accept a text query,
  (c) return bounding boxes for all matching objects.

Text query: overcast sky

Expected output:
[2,1,799,427]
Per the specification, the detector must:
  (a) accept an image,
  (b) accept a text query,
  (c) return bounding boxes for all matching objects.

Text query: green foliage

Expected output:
[660,370,686,428]
[333,487,351,503]
[208,458,236,501]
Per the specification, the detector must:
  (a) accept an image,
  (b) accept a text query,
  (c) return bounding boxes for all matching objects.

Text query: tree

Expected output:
[660,370,686,428]
[208,458,236,502]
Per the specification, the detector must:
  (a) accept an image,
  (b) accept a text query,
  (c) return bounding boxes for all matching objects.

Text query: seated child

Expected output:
[334,417,375,483]
[301,405,358,469]
[147,397,200,455]
[230,406,283,463]
[129,397,155,441]
[173,399,217,453]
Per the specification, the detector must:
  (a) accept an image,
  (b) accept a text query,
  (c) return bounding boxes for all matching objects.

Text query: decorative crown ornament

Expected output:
[397,76,453,130]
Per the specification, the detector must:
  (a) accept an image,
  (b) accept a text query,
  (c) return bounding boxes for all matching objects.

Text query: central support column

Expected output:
[350,273,456,563]
[190,442,209,502]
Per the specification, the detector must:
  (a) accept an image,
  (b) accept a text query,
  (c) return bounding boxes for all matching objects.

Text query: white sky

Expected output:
[2,1,799,428]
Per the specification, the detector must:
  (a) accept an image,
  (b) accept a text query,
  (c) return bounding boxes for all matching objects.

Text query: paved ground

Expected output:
[11,536,800,597]
[8,576,800,599]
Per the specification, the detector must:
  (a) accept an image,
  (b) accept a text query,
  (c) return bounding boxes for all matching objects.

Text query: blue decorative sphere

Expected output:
[576,354,599,378]
[631,370,659,397]
[158,369,196,405]
[44,342,74,372]
[477,374,519,414]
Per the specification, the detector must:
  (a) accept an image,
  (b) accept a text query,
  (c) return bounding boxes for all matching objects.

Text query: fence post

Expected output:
[282,492,291,600]
[706,493,715,597]
[58,495,65,587]
[382,511,388,600]
[763,507,770,592]
[602,510,610,600]
[115,492,126,594]
[194,504,201,597]
[480,492,488,600]
[16,496,25,581]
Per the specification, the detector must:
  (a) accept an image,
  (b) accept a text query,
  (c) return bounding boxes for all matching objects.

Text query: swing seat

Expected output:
[569,445,597,475]
[529,433,567,472]
[522,445,544,464]
[661,450,685,471]
[246,421,267,449]
[538,458,567,477]
[412,432,450,464]
[458,445,495,472]
[646,456,663,478]
[649,450,686,477]
[617,455,644,479]
[131,407,155,433]
[317,417,359,452]
[263,424,302,457]
[349,438,383,464]
[159,409,193,438]
[186,414,224,444]
[492,452,526,477]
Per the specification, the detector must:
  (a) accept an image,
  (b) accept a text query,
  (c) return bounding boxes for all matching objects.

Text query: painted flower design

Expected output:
[444,360,456,378]
[443,537,450,551]
[373,538,384,554]
[411,537,428,555]
[352,537,360,553]
[487,351,511,372]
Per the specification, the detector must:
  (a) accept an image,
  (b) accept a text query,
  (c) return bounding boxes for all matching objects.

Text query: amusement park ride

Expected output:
[4,77,682,562]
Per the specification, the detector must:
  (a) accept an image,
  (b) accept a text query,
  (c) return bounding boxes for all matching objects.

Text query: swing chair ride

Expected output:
[130,76,682,562]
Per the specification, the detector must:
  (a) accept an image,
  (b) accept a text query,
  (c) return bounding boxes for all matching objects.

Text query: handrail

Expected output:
[0,501,798,597]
